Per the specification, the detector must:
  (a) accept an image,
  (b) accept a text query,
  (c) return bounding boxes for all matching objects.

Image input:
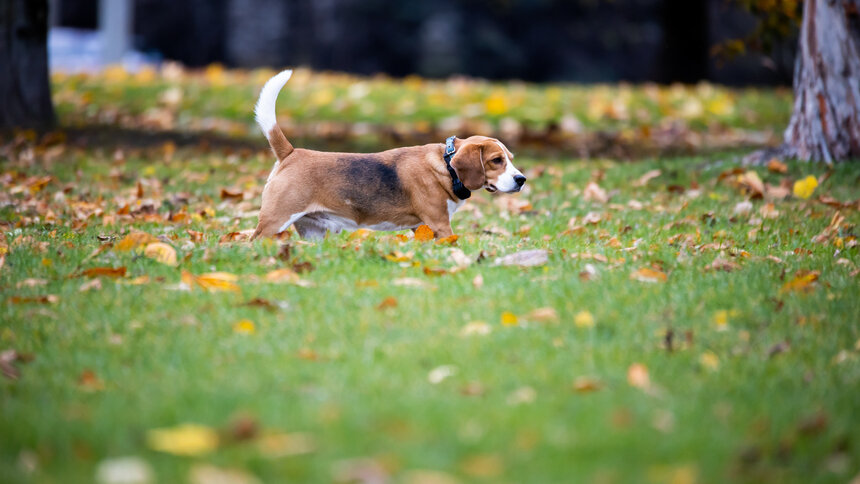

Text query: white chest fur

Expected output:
[447,199,465,220]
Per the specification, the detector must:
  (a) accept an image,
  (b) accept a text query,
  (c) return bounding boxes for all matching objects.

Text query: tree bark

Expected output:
[783,0,860,162]
[0,0,55,130]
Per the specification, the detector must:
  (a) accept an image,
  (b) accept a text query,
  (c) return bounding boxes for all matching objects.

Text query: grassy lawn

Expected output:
[1,134,858,483]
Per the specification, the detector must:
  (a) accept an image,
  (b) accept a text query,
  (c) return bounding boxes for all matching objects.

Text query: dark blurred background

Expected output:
[52,0,796,85]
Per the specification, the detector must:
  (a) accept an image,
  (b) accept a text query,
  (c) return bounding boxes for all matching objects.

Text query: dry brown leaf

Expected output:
[81,266,127,278]
[739,171,764,198]
[632,169,662,187]
[79,278,103,292]
[583,181,609,203]
[525,307,559,323]
[263,268,300,284]
[705,257,741,272]
[219,188,244,201]
[573,376,603,393]
[630,267,667,283]
[414,225,434,242]
[767,158,788,173]
[7,295,58,305]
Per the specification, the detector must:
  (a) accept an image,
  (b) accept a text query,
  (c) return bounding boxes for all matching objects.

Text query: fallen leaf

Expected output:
[506,387,536,405]
[460,454,504,478]
[632,169,661,187]
[81,266,127,278]
[144,242,178,266]
[392,277,433,288]
[780,270,819,294]
[766,158,788,173]
[460,321,492,336]
[189,464,260,484]
[631,267,667,283]
[233,319,255,334]
[115,232,158,252]
[348,228,373,241]
[435,234,459,245]
[573,376,603,393]
[256,432,316,458]
[705,257,740,272]
[793,175,818,199]
[583,181,609,203]
[8,295,59,304]
[78,369,104,391]
[188,271,241,292]
[627,363,650,390]
[146,424,219,456]
[219,188,244,201]
[525,307,559,323]
[700,351,720,371]
[263,268,300,284]
[79,278,103,292]
[493,249,548,267]
[472,274,484,288]
[428,365,456,384]
[95,457,154,484]
[376,297,398,310]
[414,225,434,242]
[574,310,596,328]
[500,311,519,326]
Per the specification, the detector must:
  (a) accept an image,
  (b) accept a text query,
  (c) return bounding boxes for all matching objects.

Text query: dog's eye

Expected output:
[490,157,503,165]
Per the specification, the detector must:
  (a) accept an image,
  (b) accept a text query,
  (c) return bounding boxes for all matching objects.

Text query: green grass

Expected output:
[0,138,860,482]
[1,142,859,483]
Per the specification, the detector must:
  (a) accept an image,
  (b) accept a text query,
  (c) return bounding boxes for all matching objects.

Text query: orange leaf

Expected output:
[195,272,240,292]
[348,228,374,242]
[81,266,127,278]
[115,232,158,252]
[630,267,667,283]
[376,297,398,310]
[627,363,650,389]
[435,234,459,245]
[414,225,434,242]
[780,271,819,294]
[767,158,788,174]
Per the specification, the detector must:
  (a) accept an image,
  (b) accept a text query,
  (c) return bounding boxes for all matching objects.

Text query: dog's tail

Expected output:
[255,69,294,161]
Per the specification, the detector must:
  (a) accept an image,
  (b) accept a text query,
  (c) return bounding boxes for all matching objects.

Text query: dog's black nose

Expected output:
[514,175,527,187]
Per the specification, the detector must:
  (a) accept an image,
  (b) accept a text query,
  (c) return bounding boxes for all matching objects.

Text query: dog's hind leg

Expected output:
[251,210,307,240]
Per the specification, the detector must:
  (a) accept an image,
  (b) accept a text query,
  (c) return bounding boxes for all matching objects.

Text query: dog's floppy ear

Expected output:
[451,142,485,190]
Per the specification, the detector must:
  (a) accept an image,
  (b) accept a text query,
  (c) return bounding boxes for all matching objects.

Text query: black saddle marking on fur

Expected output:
[338,156,408,219]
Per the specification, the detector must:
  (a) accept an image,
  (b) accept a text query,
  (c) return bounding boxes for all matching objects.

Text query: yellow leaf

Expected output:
[793,175,818,199]
[712,310,729,331]
[144,242,177,266]
[435,234,459,245]
[195,272,240,292]
[700,351,720,371]
[500,312,519,326]
[115,232,158,252]
[233,319,255,334]
[146,424,219,456]
[414,225,434,242]
[574,310,595,328]
[263,268,300,284]
[348,228,373,242]
[484,94,508,116]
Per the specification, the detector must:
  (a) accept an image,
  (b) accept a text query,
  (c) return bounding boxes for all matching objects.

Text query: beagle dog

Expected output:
[251,70,526,240]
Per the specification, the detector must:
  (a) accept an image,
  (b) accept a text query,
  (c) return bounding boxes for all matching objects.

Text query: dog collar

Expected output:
[443,136,472,200]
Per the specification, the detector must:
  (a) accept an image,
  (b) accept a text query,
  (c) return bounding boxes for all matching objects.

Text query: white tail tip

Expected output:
[254,69,293,138]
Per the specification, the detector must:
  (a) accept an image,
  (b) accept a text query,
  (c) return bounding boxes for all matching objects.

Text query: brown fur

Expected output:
[252,135,515,240]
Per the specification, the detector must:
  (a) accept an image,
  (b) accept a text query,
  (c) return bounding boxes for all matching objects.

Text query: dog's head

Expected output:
[450,136,526,193]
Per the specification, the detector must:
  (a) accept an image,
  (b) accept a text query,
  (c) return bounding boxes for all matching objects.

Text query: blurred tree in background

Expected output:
[1,0,55,129]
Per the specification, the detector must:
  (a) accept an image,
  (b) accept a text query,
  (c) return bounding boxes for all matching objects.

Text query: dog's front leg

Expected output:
[416,205,454,239]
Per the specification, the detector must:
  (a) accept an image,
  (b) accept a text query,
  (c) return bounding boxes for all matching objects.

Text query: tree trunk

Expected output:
[783,0,860,163]
[0,0,55,130]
